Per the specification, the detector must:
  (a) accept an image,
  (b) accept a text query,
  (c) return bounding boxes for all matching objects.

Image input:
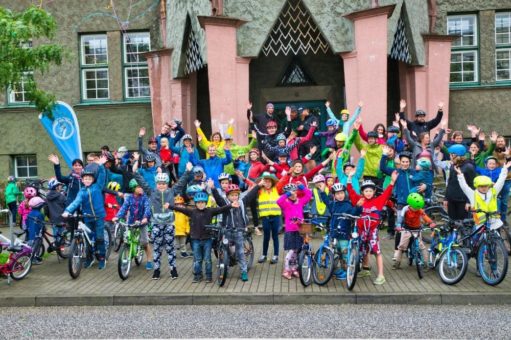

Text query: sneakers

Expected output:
[282,270,292,280]
[373,275,386,285]
[170,267,178,280]
[292,270,299,278]
[270,256,278,264]
[358,269,371,278]
[98,260,106,270]
[392,261,401,270]
[241,271,248,281]
[335,270,347,280]
[258,255,267,263]
[192,275,201,283]
[152,269,161,280]
[84,258,95,269]
[254,228,263,236]
[32,258,43,265]
[205,276,212,283]
[145,261,154,270]
[180,252,190,258]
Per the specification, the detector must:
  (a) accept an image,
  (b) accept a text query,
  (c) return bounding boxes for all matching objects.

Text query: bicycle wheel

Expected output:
[312,247,335,285]
[56,229,73,259]
[217,245,229,287]
[477,238,508,286]
[118,244,132,280]
[104,227,112,261]
[31,238,44,261]
[68,239,83,279]
[298,250,313,287]
[346,242,359,291]
[134,245,144,266]
[423,206,448,244]
[114,224,124,252]
[499,226,511,255]
[244,236,255,271]
[437,248,468,285]
[10,255,32,280]
[414,239,424,280]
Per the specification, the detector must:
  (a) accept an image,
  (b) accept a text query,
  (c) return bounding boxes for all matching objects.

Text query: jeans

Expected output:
[498,179,511,224]
[262,216,280,256]
[226,230,247,273]
[85,218,105,258]
[191,239,213,278]
[249,199,260,227]
[7,202,17,225]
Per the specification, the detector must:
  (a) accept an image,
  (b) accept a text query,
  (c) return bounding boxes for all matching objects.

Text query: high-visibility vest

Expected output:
[473,188,499,225]
[313,188,327,215]
[258,187,282,217]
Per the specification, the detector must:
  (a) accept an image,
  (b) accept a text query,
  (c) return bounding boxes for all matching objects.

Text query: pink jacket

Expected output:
[18,200,32,228]
[277,188,312,232]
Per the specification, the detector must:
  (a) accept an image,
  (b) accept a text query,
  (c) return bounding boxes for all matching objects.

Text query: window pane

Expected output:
[28,167,38,177]
[82,35,108,65]
[83,69,109,100]
[125,66,150,98]
[496,48,511,81]
[28,156,37,166]
[16,156,27,166]
[450,51,477,83]
[17,168,28,178]
[97,89,109,98]
[463,71,475,82]
[123,32,151,64]
[86,90,96,99]
[448,15,477,47]
[496,13,511,45]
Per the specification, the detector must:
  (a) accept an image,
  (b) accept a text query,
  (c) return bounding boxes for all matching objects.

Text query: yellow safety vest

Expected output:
[258,188,282,217]
[313,188,327,215]
[473,188,499,225]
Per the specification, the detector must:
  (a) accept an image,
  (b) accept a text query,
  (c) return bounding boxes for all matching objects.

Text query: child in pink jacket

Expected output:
[18,187,37,229]
[277,183,312,279]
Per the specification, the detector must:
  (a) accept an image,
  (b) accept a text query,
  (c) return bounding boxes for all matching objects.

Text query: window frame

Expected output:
[495,12,511,83]
[79,33,110,102]
[13,154,38,179]
[447,14,480,86]
[7,71,34,106]
[122,31,151,101]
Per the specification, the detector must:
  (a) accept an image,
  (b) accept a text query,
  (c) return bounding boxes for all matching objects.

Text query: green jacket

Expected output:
[474,142,496,168]
[225,138,258,174]
[354,132,383,178]
[331,129,357,176]
[5,182,21,204]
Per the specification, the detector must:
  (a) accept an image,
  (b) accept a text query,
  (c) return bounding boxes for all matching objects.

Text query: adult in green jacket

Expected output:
[5,176,21,223]
[224,131,258,175]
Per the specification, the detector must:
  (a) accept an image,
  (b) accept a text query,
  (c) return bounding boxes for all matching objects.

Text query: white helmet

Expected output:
[155,173,169,184]
[312,174,325,184]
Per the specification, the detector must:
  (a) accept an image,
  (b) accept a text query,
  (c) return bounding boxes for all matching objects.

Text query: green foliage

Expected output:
[0,5,64,114]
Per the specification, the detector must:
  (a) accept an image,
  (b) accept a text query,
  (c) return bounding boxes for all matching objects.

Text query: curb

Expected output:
[2,292,511,307]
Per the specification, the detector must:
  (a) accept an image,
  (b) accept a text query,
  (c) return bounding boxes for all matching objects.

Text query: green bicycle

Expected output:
[117,221,144,280]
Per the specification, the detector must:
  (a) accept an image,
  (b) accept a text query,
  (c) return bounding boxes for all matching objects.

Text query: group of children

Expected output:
[6,98,511,286]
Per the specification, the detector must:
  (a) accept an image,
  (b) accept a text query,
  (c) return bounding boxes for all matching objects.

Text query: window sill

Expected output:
[74,100,151,108]
[450,82,511,90]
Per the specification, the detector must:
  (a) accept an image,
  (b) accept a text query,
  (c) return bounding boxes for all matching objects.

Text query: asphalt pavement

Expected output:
[1,304,510,339]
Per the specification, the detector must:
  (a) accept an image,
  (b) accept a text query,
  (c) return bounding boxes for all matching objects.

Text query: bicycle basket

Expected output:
[299,222,312,235]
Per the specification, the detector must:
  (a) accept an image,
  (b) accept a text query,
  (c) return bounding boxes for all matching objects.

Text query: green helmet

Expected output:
[407,193,425,210]
[129,178,139,189]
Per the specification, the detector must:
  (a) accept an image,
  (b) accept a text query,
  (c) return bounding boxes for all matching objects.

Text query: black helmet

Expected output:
[367,131,378,139]
[415,109,426,117]
[398,151,413,160]
[81,169,95,178]
[145,154,156,162]
[343,162,355,171]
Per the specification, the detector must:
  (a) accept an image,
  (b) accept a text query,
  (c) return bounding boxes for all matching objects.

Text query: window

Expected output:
[14,155,37,178]
[447,15,478,84]
[123,32,150,99]
[80,34,109,100]
[8,72,33,104]
[496,12,511,81]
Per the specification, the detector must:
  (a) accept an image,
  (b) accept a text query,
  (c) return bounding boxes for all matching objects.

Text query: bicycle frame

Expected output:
[0,210,32,284]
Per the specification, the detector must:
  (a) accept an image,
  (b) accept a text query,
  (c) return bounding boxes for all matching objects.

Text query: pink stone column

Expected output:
[341,5,395,128]
[198,16,249,143]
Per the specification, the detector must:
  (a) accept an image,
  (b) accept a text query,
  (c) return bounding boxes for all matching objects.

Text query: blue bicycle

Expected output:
[295,217,329,287]
[436,217,470,285]
[311,216,334,286]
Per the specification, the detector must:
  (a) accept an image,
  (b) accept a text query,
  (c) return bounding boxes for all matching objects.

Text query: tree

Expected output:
[0,5,64,113]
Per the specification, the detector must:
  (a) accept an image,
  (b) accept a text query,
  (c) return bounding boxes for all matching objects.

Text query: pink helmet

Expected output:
[28,196,45,208]
[23,187,37,199]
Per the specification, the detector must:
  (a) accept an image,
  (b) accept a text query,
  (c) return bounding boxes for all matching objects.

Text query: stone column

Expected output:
[198,16,249,143]
[340,5,395,128]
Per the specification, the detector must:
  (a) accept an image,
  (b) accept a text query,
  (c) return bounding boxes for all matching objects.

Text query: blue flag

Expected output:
[39,101,83,168]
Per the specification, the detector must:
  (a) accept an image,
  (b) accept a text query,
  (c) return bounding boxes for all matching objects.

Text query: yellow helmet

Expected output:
[107,181,120,192]
[340,109,349,115]
[335,133,347,142]
[473,176,493,188]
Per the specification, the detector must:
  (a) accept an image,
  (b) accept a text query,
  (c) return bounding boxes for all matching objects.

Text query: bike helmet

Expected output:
[332,183,346,192]
[276,133,286,142]
[343,162,355,171]
[155,173,169,184]
[340,109,349,117]
[182,134,193,141]
[107,181,121,191]
[266,120,278,128]
[81,169,95,178]
[283,183,298,192]
[223,134,233,140]
[225,184,241,195]
[473,175,493,188]
[360,180,376,191]
[485,156,498,164]
[48,178,63,190]
[128,178,139,190]
[249,148,260,157]
[28,196,45,209]
[447,144,467,157]
[193,192,209,203]
[118,146,128,153]
[399,151,412,160]
[277,149,288,158]
[192,165,205,175]
[7,175,15,182]
[416,158,432,170]
[367,131,379,139]
[415,109,426,117]
[23,186,37,199]
[144,154,156,162]
[312,174,325,183]
[407,193,425,210]
[387,126,400,134]
[186,184,204,195]
[326,119,337,127]
[335,133,347,142]
[174,195,185,204]
[218,173,231,182]
[266,103,274,110]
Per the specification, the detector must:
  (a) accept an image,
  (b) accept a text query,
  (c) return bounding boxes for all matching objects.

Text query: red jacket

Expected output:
[247,161,269,180]
[272,162,290,179]
[160,148,173,163]
[276,163,324,196]
[104,193,120,222]
[288,126,316,160]
[347,182,394,229]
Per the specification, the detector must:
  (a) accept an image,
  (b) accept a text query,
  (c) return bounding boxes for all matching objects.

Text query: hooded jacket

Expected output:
[45,189,66,225]
[65,165,107,219]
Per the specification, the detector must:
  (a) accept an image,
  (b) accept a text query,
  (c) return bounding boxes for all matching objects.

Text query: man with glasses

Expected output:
[398,99,444,139]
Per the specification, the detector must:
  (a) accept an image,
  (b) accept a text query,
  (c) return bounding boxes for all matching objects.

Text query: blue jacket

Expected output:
[116,193,152,224]
[321,192,361,240]
[380,155,415,205]
[170,143,200,177]
[476,166,502,183]
[65,165,106,219]
[190,150,232,187]
[410,170,434,199]
[53,164,82,206]
[336,157,365,194]
[138,166,158,191]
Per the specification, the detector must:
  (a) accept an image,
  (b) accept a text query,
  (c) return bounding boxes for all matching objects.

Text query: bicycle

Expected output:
[66,213,111,279]
[0,210,32,284]
[117,221,144,280]
[422,204,448,244]
[458,210,509,286]
[309,216,335,286]
[436,217,471,285]
[399,225,429,279]
[112,220,126,252]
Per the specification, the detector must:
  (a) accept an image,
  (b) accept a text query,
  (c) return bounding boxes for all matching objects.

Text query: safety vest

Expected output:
[473,188,499,225]
[313,188,327,215]
[258,187,282,217]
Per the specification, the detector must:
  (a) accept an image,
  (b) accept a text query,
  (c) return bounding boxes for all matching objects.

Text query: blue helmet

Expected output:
[193,192,209,203]
[276,133,286,142]
[447,144,467,157]
[186,184,203,195]
[326,119,337,127]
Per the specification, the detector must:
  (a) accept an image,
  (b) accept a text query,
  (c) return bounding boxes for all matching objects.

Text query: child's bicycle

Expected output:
[117,220,145,280]
[0,210,32,284]
[309,216,335,286]
[435,217,470,285]
[398,225,430,279]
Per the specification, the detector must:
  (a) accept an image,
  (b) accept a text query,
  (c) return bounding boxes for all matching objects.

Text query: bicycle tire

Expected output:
[298,250,313,287]
[104,227,113,261]
[114,224,124,252]
[499,226,511,255]
[423,206,448,244]
[31,238,44,261]
[244,237,255,271]
[346,241,359,291]
[118,244,132,280]
[477,238,508,286]
[10,255,32,280]
[437,248,468,285]
[56,229,73,259]
[414,239,423,280]
[312,247,335,286]
[68,239,83,279]
[134,245,144,266]
[217,245,229,287]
